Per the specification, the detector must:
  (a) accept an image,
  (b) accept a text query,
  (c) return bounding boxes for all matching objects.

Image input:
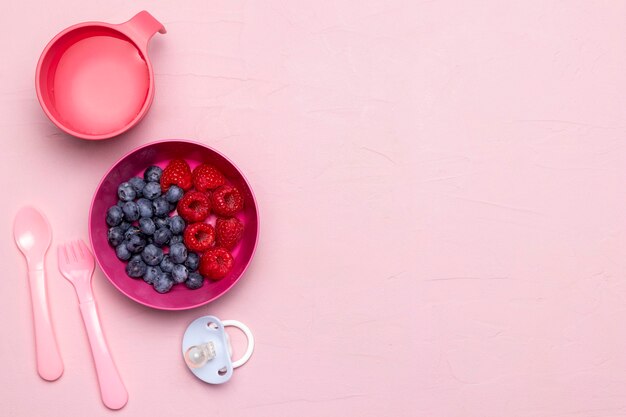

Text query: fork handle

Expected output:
[79,300,128,410]
[28,268,64,381]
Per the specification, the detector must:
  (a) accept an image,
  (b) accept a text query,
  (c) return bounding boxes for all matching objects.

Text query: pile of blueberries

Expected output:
[105,165,203,293]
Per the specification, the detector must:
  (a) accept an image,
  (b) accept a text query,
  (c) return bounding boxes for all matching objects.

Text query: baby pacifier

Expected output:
[182,315,254,384]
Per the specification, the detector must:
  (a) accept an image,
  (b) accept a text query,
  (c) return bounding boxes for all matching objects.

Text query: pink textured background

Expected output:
[1,1,626,416]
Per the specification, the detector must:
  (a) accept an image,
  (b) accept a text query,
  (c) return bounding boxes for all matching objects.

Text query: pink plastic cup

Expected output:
[36,11,166,140]
[89,140,260,310]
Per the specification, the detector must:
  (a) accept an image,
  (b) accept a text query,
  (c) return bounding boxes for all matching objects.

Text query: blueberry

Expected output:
[154,217,168,229]
[126,234,147,254]
[159,255,175,273]
[153,197,170,218]
[115,243,132,261]
[168,215,185,235]
[128,177,146,195]
[136,198,153,218]
[106,205,123,227]
[185,252,200,271]
[139,217,156,235]
[171,264,189,284]
[124,226,141,240]
[142,181,161,200]
[141,244,164,266]
[153,273,174,293]
[185,272,204,290]
[169,242,188,264]
[143,266,161,285]
[107,227,124,247]
[118,182,136,202]
[144,166,163,183]
[126,255,147,278]
[122,201,140,222]
[169,235,183,245]
[117,200,125,208]
[165,185,184,203]
[118,221,131,232]
[153,227,172,246]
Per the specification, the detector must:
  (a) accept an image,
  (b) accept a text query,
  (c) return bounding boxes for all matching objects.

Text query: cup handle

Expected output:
[119,11,166,50]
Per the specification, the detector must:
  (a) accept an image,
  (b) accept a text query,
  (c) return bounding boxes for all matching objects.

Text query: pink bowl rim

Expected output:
[88,139,260,310]
[35,21,156,141]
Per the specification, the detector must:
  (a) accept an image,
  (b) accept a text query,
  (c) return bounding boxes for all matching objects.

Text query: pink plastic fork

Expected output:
[58,240,128,410]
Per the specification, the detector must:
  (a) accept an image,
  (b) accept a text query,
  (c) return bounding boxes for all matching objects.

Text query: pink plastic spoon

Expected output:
[13,206,64,381]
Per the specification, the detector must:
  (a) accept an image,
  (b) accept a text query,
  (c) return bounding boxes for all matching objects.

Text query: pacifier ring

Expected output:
[221,320,254,369]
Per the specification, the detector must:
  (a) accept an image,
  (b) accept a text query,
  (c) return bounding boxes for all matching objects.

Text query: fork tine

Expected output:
[76,239,85,259]
[78,239,92,258]
[72,240,82,260]
[68,241,77,262]
[72,240,80,258]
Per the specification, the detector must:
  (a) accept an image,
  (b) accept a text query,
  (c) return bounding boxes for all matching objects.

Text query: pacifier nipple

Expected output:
[184,342,216,369]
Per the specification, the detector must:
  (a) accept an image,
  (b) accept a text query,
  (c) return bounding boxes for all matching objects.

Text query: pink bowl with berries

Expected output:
[89,139,259,310]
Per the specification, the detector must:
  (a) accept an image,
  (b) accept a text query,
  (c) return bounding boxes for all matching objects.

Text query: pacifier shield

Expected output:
[182,315,253,384]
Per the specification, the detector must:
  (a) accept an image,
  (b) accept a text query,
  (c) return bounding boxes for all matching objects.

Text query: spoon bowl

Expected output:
[14,206,52,267]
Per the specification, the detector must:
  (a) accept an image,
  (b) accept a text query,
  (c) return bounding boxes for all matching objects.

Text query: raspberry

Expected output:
[215,217,244,250]
[211,185,244,216]
[177,191,211,222]
[199,248,234,280]
[192,164,225,192]
[160,159,192,192]
[183,223,215,252]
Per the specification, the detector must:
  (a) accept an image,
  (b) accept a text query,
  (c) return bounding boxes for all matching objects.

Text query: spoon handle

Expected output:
[28,268,64,381]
